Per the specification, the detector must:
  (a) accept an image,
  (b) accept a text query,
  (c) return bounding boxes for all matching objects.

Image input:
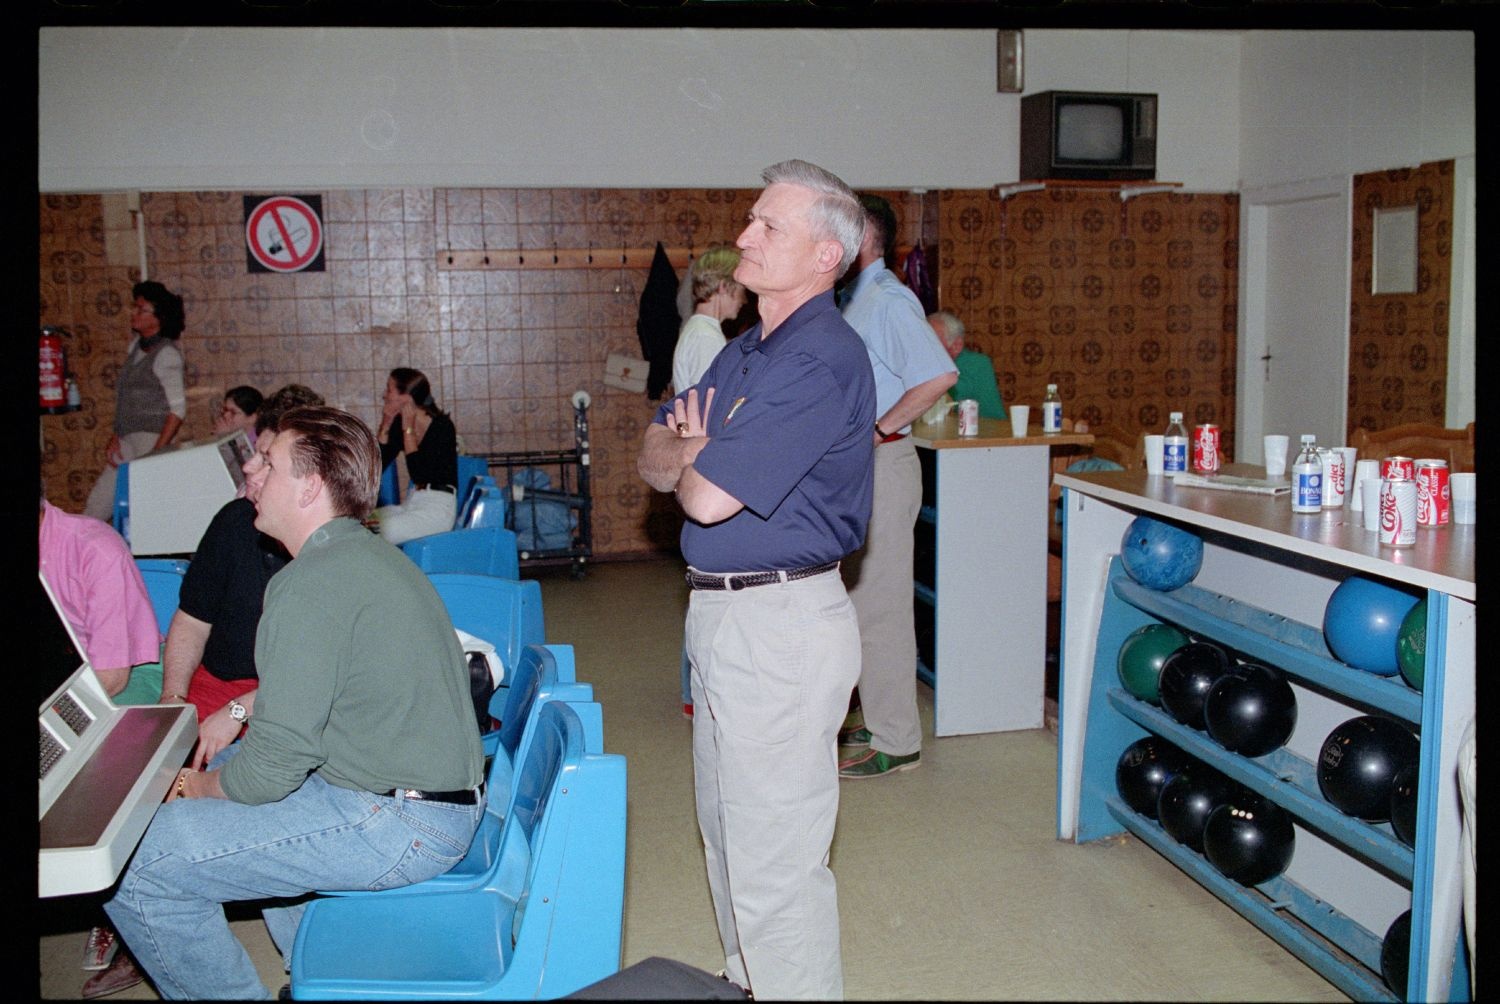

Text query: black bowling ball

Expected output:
[1204,663,1298,757]
[1381,910,1412,999]
[1317,716,1420,821]
[1159,641,1235,729]
[1389,764,1419,848]
[1202,795,1295,886]
[1157,766,1240,853]
[1115,736,1188,819]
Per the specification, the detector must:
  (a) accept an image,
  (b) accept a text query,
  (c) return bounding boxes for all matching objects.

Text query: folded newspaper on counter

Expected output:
[1171,471,1291,495]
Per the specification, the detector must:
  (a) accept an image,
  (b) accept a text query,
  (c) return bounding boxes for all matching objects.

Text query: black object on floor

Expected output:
[566,957,750,1000]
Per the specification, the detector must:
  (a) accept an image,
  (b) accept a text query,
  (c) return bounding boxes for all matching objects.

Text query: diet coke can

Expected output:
[1415,459,1450,527]
[1379,478,1418,547]
[957,399,979,437]
[1381,456,1415,481]
[1320,448,1347,508]
[1193,424,1221,473]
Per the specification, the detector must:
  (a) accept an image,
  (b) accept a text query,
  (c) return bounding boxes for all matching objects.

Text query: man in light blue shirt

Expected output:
[838,194,956,779]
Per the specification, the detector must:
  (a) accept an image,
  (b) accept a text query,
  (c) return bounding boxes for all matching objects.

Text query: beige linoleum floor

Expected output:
[38,557,1348,1001]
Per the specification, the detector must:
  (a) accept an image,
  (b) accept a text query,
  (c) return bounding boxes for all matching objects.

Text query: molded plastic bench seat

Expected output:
[401,525,521,580]
[427,573,544,690]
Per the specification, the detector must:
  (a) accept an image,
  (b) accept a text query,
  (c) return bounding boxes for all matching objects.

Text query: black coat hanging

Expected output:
[637,242,682,400]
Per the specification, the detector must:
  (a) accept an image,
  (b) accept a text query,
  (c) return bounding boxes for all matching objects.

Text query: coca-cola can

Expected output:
[1320,448,1347,508]
[1381,456,1415,481]
[957,399,979,437]
[1193,424,1221,473]
[1415,459,1450,527]
[1379,477,1418,547]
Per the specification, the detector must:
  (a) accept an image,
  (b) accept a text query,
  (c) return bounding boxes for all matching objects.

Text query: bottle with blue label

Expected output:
[1292,434,1323,513]
[1163,412,1188,473]
[1042,384,1062,433]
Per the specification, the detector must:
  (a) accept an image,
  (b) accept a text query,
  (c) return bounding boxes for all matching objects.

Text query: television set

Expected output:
[1020,90,1157,181]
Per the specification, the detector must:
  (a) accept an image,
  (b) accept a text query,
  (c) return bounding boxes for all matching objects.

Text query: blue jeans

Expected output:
[104,747,481,1000]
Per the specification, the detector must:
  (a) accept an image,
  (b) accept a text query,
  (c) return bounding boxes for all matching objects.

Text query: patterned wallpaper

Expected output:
[937,186,1241,460]
[38,187,923,558]
[1347,160,1454,434]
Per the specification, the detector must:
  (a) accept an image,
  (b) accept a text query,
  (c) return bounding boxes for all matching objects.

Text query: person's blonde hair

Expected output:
[689,246,743,306]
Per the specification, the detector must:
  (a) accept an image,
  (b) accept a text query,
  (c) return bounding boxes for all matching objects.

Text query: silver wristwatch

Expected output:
[228,699,248,723]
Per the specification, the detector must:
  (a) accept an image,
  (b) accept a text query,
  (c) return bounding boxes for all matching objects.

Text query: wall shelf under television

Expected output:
[996,179,1183,201]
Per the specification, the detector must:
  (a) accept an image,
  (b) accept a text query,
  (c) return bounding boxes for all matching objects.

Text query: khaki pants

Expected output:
[84,431,159,522]
[685,568,859,1001]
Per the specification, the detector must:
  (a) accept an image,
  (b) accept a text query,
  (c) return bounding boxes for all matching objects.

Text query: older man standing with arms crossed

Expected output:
[837,194,956,779]
[638,159,874,1000]
[104,406,484,1000]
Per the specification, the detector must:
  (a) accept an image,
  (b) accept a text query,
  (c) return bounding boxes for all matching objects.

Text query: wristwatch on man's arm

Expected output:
[228,699,248,723]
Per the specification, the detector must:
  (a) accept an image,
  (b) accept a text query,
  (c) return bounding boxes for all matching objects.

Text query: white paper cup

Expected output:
[1361,479,1383,531]
[1263,435,1290,478]
[1144,434,1165,475]
[1351,460,1381,511]
[1009,405,1030,439]
[1451,472,1476,524]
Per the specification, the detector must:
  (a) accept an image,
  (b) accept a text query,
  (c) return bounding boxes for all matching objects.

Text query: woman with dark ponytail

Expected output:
[372,367,458,544]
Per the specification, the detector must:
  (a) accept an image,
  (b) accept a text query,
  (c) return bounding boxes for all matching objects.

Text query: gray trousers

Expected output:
[685,568,859,1001]
[84,430,159,522]
[843,437,923,756]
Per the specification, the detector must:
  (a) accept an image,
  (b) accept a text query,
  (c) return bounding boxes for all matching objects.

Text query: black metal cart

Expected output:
[482,390,593,579]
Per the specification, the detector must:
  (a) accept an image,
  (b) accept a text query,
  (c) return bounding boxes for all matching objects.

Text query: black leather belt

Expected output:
[413,483,456,494]
[686,561,839,591]
[379,785,482,805]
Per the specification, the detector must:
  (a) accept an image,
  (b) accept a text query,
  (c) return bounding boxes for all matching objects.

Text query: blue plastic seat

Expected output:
[380,455,490,514]
[400,525,520,580]
[426,573,544,690]
[134,557,190,634]
[291,700,627,1000]
[455,475,498,529]
[463,484,510,530]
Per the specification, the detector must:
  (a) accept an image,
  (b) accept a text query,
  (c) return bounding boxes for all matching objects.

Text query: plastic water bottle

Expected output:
[1042,383,1062,433]
[1163,412,1188,474]
[1292,435,1323,513]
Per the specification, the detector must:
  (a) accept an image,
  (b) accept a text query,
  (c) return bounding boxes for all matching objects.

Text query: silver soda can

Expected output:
[1415,459,1450,527]
[1320,448,1347,508]
[1379,477,1418,547]
[957,399,979,437]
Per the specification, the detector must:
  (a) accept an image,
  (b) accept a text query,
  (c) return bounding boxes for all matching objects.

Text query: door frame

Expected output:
[1236,175,1353,462]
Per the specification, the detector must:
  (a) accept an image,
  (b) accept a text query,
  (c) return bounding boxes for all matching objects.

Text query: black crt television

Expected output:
[1020,90,1157,181]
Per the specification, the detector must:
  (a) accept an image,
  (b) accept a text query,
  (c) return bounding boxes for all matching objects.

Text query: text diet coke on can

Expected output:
[957,399,980,436]
[1192,424,1221,473]
[1379,478,1418,547]
[1381,456,1415,481]
[1416,459,1450,527]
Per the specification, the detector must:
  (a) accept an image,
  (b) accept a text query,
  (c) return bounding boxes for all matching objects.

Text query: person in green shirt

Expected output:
[929,309,1006,420]
[105,405,484,1000]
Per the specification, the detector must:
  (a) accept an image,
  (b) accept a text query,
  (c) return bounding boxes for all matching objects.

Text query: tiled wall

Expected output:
[937,187,1241,458]
[1347,160,1454,434]
[38,187,924,558]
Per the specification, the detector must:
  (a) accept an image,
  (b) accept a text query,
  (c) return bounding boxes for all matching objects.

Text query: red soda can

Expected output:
[1381,456,1415,481]
[1192,424,1221,473]
[1415,459,1450,527]
[1379,478,1417,547]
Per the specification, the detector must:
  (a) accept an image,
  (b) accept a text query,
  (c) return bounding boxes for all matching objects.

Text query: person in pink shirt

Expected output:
[38,494,161,697]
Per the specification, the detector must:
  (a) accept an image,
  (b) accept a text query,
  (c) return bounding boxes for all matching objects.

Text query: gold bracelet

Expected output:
[405,427,417,436]
[163,693,189,702]
[176,771,189,799]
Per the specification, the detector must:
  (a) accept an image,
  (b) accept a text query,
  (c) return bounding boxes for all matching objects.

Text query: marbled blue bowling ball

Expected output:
[1322,575,1421,676]
[1120,516,1204,591]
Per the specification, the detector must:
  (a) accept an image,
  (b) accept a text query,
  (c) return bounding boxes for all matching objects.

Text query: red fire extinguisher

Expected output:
[40,326,68,409]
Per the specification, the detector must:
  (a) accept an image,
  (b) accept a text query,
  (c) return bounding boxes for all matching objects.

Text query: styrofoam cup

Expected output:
[1009,405,1030,439]
[1451,472,1476,524]
[1263,435,1290,478]
[1361,479,1382,531]
[1351,460,1381,511]
[1144,434,1165,475]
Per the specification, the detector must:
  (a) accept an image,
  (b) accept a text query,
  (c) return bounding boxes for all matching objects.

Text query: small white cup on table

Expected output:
[1361,478,1383,531]
[1263,434,1290,478]
[1143,434,1165,476]
[1008,405,1030,439]
[1350,460,1380,512]
[1451,472,1476,524]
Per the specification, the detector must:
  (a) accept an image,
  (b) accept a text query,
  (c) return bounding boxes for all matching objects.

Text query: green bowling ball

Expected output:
[1396,598,1427,691]
[1117,622,1190,704]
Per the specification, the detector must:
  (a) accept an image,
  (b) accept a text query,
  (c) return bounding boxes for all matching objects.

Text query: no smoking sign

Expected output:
[244,195,325,273]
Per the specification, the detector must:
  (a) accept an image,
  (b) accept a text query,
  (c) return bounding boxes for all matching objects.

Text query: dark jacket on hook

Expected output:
[637,242,682,400]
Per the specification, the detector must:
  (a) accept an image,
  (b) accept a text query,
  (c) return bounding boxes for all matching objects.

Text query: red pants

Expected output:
[186,665,257,726]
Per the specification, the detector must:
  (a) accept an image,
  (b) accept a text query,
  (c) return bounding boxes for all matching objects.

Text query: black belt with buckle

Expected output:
[686,561,840,591]
[379,785,482,805]
[413,483,456,494]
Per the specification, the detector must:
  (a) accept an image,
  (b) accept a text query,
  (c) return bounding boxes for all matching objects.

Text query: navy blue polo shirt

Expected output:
[653,289,876,573]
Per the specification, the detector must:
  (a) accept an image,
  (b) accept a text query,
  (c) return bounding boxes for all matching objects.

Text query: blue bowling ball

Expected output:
[1322,576,1422,676]
[1120,516,1204,592]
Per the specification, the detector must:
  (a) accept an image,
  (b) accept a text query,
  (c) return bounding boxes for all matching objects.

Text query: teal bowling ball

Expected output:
[1116,623,1189,704]
[1322,575,1421,676]
[1120,516,1203,592]
[1396,598,1427,691]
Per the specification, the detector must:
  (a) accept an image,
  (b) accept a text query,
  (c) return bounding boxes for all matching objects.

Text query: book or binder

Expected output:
[1171,471,1291,495]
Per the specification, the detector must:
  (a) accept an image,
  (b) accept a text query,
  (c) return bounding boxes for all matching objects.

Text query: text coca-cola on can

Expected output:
[1379,477,1418,547]
[957,398,979,437]
[1381,456,1415,481]
[1415,459,1450,527]
[1192,424,1221,473]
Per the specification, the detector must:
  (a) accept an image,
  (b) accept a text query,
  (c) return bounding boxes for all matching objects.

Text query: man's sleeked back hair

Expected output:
[275,406,381,519]
[761,159,865,279]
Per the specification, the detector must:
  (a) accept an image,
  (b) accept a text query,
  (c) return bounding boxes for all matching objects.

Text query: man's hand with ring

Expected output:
[673,387,715,438]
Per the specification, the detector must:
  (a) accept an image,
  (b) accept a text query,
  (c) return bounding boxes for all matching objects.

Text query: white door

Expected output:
[1237,177,1352,462]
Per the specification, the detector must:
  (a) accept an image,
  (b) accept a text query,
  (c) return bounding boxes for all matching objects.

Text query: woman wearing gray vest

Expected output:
[84,282,188,521]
